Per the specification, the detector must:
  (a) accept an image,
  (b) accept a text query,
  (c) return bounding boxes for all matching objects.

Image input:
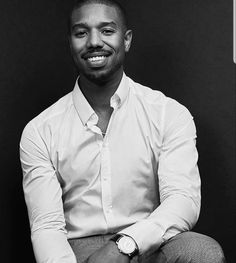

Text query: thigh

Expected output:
[68,235,112,263]
[139,231,226,263]
[68,234,139,263]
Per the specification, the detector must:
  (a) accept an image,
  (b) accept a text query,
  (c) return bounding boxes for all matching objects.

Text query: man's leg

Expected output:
[68,234,139,263]
[139,231,226,263]
[69,235,112,263]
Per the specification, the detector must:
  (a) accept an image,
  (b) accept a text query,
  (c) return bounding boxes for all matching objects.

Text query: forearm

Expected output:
[119,192,200,256]
[32,229,77,263]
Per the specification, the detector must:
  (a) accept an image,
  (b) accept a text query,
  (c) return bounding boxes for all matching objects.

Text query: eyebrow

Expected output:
[72,21,118,31]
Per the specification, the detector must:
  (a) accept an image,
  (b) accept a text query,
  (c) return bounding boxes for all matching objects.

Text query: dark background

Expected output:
[0,0,235,262]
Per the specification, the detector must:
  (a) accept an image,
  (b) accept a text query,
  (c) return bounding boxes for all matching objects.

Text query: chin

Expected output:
[83,67,120,84]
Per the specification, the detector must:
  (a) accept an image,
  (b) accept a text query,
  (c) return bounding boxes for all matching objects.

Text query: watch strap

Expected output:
[110,233,123,243]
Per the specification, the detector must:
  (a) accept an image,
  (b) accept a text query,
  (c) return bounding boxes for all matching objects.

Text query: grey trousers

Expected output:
[68,231,226,263]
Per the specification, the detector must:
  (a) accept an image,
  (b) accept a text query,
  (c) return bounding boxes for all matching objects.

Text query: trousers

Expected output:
[69,231,226,263]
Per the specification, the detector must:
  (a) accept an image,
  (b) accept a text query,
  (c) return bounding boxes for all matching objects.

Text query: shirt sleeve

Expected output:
[119,99,201,256]
[20,122,77,263]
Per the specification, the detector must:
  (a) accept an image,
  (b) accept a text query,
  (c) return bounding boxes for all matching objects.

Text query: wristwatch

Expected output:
[110,234,139,258]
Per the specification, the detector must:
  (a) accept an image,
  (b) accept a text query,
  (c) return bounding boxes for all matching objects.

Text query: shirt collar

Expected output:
[72,72,129,126]
[72,79,95,126]
[110,72,129,109]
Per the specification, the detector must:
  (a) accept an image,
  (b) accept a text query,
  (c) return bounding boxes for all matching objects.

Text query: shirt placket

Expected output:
[87,102,118,231]
[99,100,119,230]
[100,140,116,230]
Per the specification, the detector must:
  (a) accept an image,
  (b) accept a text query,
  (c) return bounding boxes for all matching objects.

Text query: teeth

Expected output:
[88,56,106,62]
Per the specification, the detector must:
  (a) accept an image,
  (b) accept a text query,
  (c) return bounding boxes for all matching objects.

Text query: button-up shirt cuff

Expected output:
[118,220,165,256]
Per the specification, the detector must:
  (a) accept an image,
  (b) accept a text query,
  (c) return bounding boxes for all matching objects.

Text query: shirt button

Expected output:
[103,177,107,181]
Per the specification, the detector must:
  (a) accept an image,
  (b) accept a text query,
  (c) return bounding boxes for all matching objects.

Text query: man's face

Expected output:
[69,3,132,82]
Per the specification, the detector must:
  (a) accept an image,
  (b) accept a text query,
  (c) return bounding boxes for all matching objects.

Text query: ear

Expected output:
[124,30,132,52]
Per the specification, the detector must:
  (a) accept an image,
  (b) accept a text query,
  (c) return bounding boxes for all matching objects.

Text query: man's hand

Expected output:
[85,240,130,263]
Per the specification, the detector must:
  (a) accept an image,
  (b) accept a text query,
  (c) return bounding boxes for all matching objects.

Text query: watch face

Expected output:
[118,236,136,254]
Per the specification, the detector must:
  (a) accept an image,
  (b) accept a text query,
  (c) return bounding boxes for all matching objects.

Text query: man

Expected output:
[20,0,226,262]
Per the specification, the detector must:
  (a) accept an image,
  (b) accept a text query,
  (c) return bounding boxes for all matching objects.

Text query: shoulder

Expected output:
[127,76,190,114]
[21,92,73,140]
[126,76,194,133]
[127,77,166,106]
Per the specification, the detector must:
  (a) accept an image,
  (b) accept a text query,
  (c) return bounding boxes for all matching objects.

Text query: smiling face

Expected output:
[69,3,132,83]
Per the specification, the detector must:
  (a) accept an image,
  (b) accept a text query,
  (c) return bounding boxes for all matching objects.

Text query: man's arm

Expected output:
[118,99,201,257]
[80,99,200,261]
[20,122,77,263]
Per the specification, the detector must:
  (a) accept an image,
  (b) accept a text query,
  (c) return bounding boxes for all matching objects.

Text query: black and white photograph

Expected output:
[0,0,235,262]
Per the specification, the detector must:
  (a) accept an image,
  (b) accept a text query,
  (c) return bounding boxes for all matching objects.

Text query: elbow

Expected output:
[30,210,66,235]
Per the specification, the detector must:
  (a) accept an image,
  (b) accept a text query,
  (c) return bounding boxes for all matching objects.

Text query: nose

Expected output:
[86,30,104,49]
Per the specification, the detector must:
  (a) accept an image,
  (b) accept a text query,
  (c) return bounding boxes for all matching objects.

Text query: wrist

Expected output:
[110,234,139,259]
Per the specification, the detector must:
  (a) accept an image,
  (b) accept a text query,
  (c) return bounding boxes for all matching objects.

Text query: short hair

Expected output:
[69,0,128,32]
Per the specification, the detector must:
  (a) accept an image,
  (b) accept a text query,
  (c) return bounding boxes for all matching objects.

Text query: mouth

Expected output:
[85,54,111,68]
[87,55,107,63]
[82,51,112,68]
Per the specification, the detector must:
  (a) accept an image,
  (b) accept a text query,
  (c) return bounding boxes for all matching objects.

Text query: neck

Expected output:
[79,69,123,110]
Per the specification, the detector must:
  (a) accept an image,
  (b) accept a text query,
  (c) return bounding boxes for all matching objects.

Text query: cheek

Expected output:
[70,39,85,53]
[104,35,125,51]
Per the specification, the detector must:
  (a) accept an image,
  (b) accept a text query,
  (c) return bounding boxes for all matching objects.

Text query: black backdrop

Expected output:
[0,0,235,262]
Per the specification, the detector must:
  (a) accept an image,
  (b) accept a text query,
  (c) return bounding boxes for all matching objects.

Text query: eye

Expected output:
[73,31,87,38]
[102,28,115,36]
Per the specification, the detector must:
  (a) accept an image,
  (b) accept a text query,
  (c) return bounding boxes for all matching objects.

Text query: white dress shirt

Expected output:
[20,73,201,263]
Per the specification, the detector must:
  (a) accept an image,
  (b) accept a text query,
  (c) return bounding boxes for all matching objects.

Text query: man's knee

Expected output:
[159,232,226,263]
